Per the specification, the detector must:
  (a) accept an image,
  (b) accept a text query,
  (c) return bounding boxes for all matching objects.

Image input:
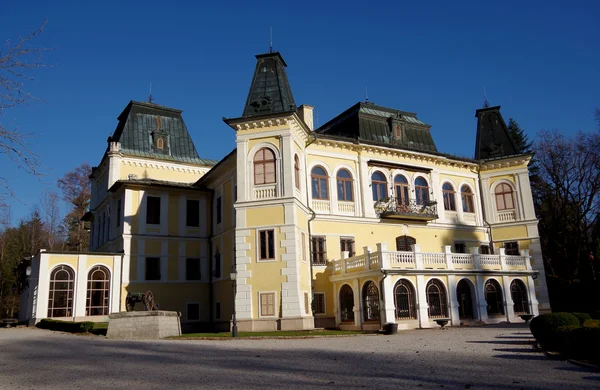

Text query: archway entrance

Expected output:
[456,279,474,319]
[340,284,354,322]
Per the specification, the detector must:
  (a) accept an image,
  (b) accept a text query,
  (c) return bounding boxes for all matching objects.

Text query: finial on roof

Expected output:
[483,85,489,108]
[365,86,369,102]
[269,26,273,53]
[148,82,154,104]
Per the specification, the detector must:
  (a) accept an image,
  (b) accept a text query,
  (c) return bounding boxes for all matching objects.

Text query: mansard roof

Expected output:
[241,52,297,118]
[474,105,519,160]
[108,101,217,166]
[316,102,437,153]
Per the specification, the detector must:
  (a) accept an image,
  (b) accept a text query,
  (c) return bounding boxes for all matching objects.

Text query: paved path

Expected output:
[0,324,598,389]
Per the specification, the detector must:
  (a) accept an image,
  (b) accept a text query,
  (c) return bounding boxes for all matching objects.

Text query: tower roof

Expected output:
[474,105,519,160]
[108,101,217,166]
[241,52,296,118]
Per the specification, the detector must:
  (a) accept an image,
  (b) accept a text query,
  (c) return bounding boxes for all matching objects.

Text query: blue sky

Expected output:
[1,0,599,224]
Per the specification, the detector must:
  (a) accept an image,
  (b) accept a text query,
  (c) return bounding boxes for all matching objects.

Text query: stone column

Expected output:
[381,275,395,325]
[448,275,460,325]
[415,274,430,328]
[527,276,540,316]
[475,275,488,322]
[352,278,361,328]
[502,276,515,323]
[75,255,87,318]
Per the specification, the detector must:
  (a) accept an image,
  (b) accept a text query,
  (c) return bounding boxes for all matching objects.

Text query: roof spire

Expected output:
[365,86,369,102]
[483,85,489,108]
[269,26,273,53]
[148,82,154,104]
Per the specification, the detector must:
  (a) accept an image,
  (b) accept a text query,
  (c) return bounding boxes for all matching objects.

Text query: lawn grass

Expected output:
[89,322,109,336]
[171,329,372,339]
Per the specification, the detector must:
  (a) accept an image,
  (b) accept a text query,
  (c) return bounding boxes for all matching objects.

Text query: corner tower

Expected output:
[224,52,314,331]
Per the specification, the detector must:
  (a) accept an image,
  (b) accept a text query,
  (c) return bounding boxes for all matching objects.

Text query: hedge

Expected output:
[529,313,580,348]
[567,327,600,360]
[583,319,600,329]
[37,319,95,333]
[571,312,592,326]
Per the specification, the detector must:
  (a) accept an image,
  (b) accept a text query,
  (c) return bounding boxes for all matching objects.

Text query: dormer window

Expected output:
[152,131,169,155]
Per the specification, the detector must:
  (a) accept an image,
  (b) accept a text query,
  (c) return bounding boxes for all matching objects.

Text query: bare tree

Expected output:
[595,108,600,129]
[58,163,91,252]
[40,190,61,250]
[0,21,51,205]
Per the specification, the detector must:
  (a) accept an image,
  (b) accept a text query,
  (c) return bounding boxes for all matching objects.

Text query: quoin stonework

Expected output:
[20,51,550,332]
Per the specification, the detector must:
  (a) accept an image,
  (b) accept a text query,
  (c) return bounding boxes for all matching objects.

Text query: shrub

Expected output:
[551,325,580,353]
[37,319,96,333]
[571,312,592,326]
[583,319,600,329]
[529,313,580,347]
[567,327,600,360]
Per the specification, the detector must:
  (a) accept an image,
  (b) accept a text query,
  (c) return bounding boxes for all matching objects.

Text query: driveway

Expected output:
[0,324,597,389]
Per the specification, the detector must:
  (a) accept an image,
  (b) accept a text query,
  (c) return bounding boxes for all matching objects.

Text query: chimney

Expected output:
[298,104,315,131]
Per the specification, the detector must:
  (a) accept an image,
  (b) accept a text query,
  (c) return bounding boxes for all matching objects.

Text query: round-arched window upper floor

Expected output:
[253,148,276,185]
[415,177,429,205]
[495,183,515,211]
[442,183,456,211]
[336,169,354,202]
[461,185,475,213]
[371,171,388,201]
[394,175,409,206]
[311,166,329,200]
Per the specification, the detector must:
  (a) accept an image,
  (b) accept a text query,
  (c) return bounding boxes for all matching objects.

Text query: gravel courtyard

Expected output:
[0,324,598,389]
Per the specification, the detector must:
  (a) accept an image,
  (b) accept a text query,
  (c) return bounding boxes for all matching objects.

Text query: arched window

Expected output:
[426,279,448,318]
[484,279,505,315]
[156,137,164,150]
[394,279,416,319]
[336,169,354,202]
[86,265,110,316]
[371,171,388,201]
[442,183,456,211]
[511,279,529,314]
[362,281,380,321]
[254,148,276,185]
[311,166,329,200]
[339,284,354,322]
[394,175,410,207]
[396,235,416,251]
[294,155,300,190]
[48,265,75,318]
[415,177,429,205]
[495,183,514,211]
[461,185,475,213]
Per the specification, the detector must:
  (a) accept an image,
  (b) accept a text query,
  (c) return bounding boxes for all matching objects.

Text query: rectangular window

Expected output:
[304,292,310,315]
[454,242,466,253]
[311,236,327,265]
[313,293,326,314]
[186,258,201,280]
[146,196,161,225]
[215,302,221,320]
[504,241,520,256]
[340,237,355,257]
[145,257,161,280]
[260,292,275,317]
[187,303,200,321]
[214,252,221,279]
[216,196,222,224]
[116,199,121,227]
[480,245,491,254]
[301,232,307,262]
[259,230,275,261]
[186,199,200,227]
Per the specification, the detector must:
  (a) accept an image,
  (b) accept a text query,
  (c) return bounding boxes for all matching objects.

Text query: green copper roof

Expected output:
[241,52,296,118]
[109,101,217,166]
[317,102,437,153]
[474,106,519,160]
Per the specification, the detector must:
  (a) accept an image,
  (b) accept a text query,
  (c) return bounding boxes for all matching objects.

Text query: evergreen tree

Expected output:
[507,118,538,177]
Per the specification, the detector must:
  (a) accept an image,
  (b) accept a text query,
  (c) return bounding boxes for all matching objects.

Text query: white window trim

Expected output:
[256,229,277,263]
[258,291,277,318]
[313,292,326,315]
[186,302,201,321]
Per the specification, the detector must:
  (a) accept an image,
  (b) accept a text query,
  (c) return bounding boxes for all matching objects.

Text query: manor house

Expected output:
[20,51,550,331]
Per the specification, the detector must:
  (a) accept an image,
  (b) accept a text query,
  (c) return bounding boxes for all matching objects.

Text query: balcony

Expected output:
[332,243,532,275]
[374,198,438,221]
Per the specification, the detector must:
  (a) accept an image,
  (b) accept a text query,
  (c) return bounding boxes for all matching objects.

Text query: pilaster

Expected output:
[448,275,460,325]
[502,276,515,322]
[75,255,87,317]
[475,275,489,322]
[415,274,430,328]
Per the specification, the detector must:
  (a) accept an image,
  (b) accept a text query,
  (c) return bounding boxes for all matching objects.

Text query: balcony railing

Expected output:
[374,198,438,221]
[254,184,276,200]
[332,243,532,275]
